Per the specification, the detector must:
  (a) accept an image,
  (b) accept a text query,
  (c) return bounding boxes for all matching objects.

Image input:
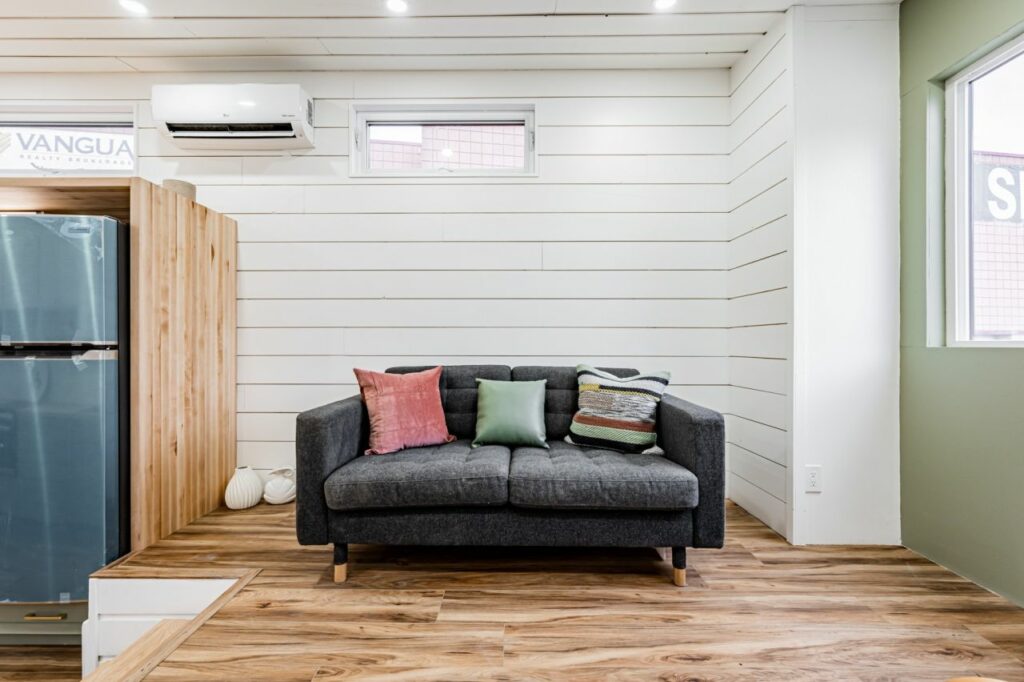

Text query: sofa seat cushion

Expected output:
[509,440,698,511]
[325,440,510,511]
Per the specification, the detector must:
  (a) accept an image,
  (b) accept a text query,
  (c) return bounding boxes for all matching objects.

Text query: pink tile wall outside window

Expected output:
[367,124,526,171]
[971,151,1024,339]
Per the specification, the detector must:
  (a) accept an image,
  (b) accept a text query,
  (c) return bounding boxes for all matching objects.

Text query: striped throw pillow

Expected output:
[568,365,671,453]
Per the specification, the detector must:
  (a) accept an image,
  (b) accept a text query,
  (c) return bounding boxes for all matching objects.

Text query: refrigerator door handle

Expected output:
[77,350,118,361]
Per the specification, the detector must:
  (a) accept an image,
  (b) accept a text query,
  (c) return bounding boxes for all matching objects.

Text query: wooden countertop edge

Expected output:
[91,563,255,580]
[82,568,260,682]
[0,177,133,188]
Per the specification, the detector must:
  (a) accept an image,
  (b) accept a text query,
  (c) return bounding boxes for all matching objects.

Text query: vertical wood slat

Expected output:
[130,178,237,551]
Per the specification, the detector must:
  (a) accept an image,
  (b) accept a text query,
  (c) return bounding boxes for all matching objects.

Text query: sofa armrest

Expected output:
[658,393,725,548]
[295,396,367,545]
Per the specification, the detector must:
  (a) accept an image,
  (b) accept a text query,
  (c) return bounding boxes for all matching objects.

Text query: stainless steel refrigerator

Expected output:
[0,214,128,644]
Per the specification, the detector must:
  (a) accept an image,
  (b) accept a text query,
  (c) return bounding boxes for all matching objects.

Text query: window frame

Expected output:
[0,103,137,177]
[350,103,536,178]
[945,34,1024,348]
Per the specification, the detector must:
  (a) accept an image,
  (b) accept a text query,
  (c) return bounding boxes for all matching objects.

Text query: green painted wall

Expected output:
[901,0,1024,605]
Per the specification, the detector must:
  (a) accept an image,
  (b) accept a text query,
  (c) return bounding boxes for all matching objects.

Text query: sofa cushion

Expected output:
[509,440,698,511]
[324,439,510,510]
[353,365,453,455]
[388,365,511,439]
[511,366,638,441]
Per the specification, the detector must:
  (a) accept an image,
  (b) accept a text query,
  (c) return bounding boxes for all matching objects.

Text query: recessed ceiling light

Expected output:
[386,0,408,13]
[653,0,677,10]
[119,0,149,15]
[238,100,256,107]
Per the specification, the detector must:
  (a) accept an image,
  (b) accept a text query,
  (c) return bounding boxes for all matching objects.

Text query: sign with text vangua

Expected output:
[0,126,135,173]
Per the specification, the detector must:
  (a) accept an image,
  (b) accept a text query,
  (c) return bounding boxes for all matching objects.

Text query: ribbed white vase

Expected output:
[225,466,263,510]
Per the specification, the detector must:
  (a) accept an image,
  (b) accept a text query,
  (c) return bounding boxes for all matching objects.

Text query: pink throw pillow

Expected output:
[353,366,455,455]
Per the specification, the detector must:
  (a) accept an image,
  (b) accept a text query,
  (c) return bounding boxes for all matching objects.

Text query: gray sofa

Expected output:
[295,365,725,586]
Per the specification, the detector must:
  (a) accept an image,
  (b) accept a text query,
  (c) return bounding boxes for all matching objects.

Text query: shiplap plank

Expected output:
[319,35,758,56]
[729,288,788,327]
[730,385,787,430]
[729,324,788,359]
[543,242,726,270]
[237,299,726,330]
[238,242,543,271]
[137,157,244,186]
[350,69,729,98]
[728,181,790,241]
[731,71,790,150]
[731,109,791,183]
[730,216,789,269]
[540,126,729,156]
[731,22,790,113]
[342,328,728,357]
[235,212,726,242]
[0,38,330,57]
[725,414,788,467]
[728,443,787,500]
[117,53,743,71]
[729,251,789,297]
[238,270,727,300]
[730,140,790,207]
[302,184,727,215]
[730,356,787,395]
[180,16,776,41]
[234,155,729,185]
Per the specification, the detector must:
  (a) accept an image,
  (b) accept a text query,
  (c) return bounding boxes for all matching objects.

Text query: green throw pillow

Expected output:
[472,378,548,448]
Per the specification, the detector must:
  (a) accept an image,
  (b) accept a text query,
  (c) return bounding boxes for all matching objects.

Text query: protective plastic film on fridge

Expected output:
[0,214,128,644]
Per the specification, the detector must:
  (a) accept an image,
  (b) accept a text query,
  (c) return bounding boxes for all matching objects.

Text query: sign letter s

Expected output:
[987,167,1017,221]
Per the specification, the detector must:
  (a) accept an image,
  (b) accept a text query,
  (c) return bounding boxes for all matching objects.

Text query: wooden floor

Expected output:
[0,646,80,682]
[15,502,1024,681]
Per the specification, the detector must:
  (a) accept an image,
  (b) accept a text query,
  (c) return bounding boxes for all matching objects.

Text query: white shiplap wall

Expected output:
[725,17,793,537]
[0,69,733,474]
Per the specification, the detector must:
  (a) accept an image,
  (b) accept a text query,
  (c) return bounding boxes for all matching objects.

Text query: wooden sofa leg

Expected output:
[333,543,348,584]
[671,546,687,587]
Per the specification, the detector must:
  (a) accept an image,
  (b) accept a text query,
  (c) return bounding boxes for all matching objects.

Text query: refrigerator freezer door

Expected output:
[0,215,120,345]
[0,353,120,603]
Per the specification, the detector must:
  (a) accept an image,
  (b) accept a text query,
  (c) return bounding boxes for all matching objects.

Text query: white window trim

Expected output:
[350,103,536,178]
[945,32,1024,347]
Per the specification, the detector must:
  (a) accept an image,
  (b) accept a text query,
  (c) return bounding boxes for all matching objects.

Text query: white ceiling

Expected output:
[0,0,899,72]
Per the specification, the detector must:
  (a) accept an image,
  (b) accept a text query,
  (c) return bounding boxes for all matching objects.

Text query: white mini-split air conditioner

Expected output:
[151,83,314,150]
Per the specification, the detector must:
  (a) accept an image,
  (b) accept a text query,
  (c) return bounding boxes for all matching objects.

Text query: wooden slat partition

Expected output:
[130,178,236,550]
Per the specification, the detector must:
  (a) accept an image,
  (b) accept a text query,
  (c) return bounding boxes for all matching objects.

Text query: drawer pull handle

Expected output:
[23,613,68,622]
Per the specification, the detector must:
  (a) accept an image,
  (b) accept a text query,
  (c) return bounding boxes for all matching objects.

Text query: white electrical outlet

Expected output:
[805,465,823,493]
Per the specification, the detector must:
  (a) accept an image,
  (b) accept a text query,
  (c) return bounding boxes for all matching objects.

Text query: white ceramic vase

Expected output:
[225,466,263,510]
[263,467,297,505]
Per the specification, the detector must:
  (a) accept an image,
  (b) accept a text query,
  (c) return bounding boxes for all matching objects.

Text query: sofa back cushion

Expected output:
[387,365,511,439]
[512,366,638,441]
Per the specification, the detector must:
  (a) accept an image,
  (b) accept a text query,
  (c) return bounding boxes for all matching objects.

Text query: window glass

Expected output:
[367,122,526,172]
[0,123,135,175]
[968,53,1024,340]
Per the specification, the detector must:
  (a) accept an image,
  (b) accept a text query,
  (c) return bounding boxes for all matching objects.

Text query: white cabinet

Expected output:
[81,578,235,675]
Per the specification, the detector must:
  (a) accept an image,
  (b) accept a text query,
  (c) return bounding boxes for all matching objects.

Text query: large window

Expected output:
[0,108,135,176]
[947,37,1024,344]
[352,105,535,176]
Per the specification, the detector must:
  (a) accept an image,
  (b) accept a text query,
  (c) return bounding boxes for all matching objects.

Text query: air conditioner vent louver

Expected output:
[166,123,294,133]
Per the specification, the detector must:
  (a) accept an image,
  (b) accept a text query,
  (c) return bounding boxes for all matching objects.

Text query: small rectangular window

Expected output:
[946,35,1024,345]
[0,108,135,176]
[352,105,535,177]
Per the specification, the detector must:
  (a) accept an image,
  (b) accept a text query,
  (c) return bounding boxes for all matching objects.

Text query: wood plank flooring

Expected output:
[12,501,1024,681]
[0,646,80,682]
